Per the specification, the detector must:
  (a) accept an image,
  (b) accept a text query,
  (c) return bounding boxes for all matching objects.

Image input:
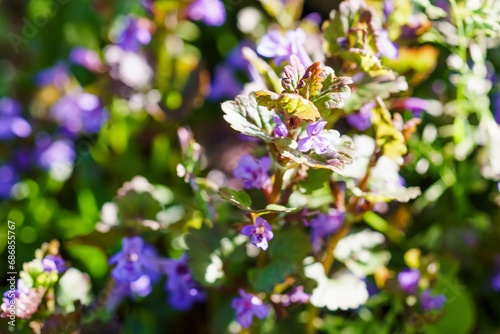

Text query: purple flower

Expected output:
[35,61,70,88]
[377,30,398,59]
[397,268,420,294]
[280,286,310,307]
[227,41,254,71]
[346,103,374,131]
[109,236,158,283]
[298,121,334,154]
[492,92,500,125]
[492,272,500,291]
[186,0,226,27]
[12,148,33,172]
[69,47,103,71]
[51,92,108,135]
[115,17,152,52]
[383,0,395,18]
[35,136,75,172]
[420,289,446,311]
[231,289,269,328]
[403,97,430,117]
[0,164,19,199]
[106,272,159,311]
[257,28,313,67]
[208,65,243,101]
[273,115,288,137]
[161,254,205,311]
[241,217,274,251]
[1,279,44,319]
[309,210,344,252]
[233,155,272,190]
[0,97,31,140]
[42,255,67,273]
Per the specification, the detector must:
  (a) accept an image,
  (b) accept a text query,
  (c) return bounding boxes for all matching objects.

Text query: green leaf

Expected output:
[248,261,294,292]
[281,54,305,93]
[218,187,252,211]
[274,137,354,175]
[310,72,353,117]
[297,62,324,99]
[371,98,407,161]
[186,224,225,286]
[218,187,296,213]
[221,92,275,142]
[255,91,320,122]
[248,228,311,292]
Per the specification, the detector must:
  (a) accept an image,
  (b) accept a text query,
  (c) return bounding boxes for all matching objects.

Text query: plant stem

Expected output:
[321,222,351,274]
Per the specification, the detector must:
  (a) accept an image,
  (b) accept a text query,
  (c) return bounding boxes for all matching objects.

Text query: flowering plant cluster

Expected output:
[2,0,500,333]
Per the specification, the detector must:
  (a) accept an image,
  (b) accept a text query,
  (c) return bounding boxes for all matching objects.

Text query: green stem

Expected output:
[449,0,466,101]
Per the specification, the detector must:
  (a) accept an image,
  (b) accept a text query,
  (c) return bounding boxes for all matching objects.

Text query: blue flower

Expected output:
[232,289,269,328]
[397,268,420,294]
[257,28,312,67]
[109,236,157,283]
[309,210,344,252]
[186,0,226,27]
[346,103,374,131]
[42,255,67,273]
[51,92,108,136]
[298,121,334,154]
[273,115,289,137]
[403,98,430,117]
[241,217,274,251]
[69,47,103,71]
[35,61,70,88]
[420,289,446,311]
[0,164,19,199]
[0,97,32,140]
[377,30,398,59]
[35,135,76,173]
[115,16,152,52]
[208,65,243,101]
[233,155,272,190]
[161,254,205,311]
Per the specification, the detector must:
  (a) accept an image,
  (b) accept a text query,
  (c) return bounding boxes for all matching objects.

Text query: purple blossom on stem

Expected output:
[231,289,269,328]
[420,289,446,311]
[397,268,420,294]
[51,92,108,136]
[233,155,272,190]
[42,255,67,273]
[273,115,288,137]
[0,164,18,199]
[346,103,374,131]
[115,17,152,52]
[109,236,157,283]
[35,61,70,88]
[257,28,313,67]
[377,30,399,59]
[403,97,430,117]
[298,121,334,154]
[35,135,76,172]
[186,0,226,27]
[383,0,395,18]
[208,65,242,101]
[0,97,32,140]
[492,272,500,291]
[69,47,103,71]
[161,254,205,311]
[309,210,344,252]
[241,217,274,251]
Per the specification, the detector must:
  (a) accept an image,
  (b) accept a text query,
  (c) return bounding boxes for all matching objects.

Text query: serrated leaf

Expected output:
[281,54,305,93]
[274,137,353,175]
[297,62,324,99]
[256,91,320,121]
[371,98,407,161]
[221,92,275,142]
[311,73,353,117]
[269,227,312,262]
